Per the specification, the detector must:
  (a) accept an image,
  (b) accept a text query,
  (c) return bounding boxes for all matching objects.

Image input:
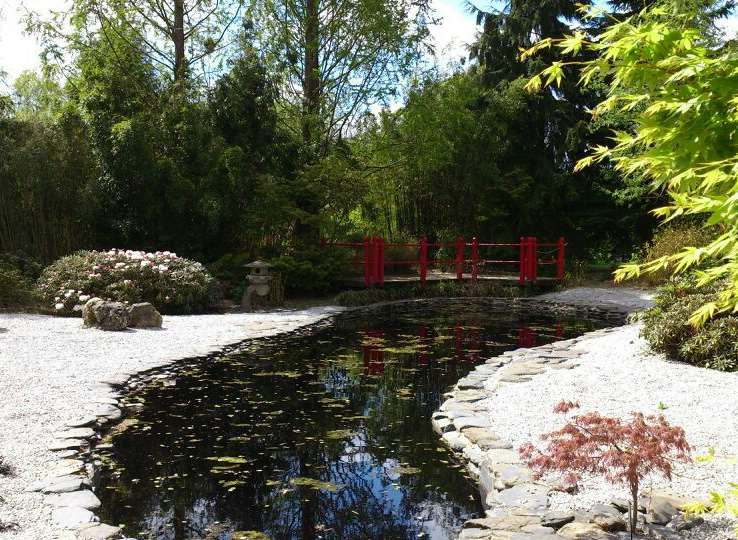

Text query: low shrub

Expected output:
[641,278,738,371]
[38,249,220,315]
[0,251,43,309]
[634,224,717,286]
[334,280,520,307]
[271,249,353,295]
[0,250,43,281]
[0,266,38,308]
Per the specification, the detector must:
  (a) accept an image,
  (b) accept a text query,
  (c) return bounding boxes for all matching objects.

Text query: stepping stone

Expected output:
[557,522,618,539]
[55,450,79,459]
[484,448,522,468]
[442,431,469,451]
[498,465,533,487]
[94,404,122,420]
[477,439,513,450]
[77,524,122,540]
[455,416,491,430]
[51,506,97,528]
[48,439,86,451]
[461,427,498,444]
[646,493,688,525]
[54,428,95,440]
[541,511,575,529]
[40,475,89,494]
[47,489,101,510]
[49,461,85,478]
[66,417,97,428]
[454,390,487,403]
[492,483,549,512]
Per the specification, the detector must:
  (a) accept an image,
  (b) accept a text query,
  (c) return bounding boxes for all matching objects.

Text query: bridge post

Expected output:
[455,236,464,281]
[519,237,526,284]
[376,236,385,286]
[471,237,479,282]
[556,237,565,281]
[364,237,374,287]
[530,236,538,283]
[419,236,428,285]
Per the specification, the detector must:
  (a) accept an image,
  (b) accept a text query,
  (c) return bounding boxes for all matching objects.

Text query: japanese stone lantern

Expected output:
[241,260,273,311]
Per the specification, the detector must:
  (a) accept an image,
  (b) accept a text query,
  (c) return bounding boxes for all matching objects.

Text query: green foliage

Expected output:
[0,251,43,308]
[334,281,520,307]
[270,250,352,294]
[0,266,38,309]
[635,223,718,285]
[38,249,219,315]
[523,2,738,324]
[684,482,738,537]
[641,279,738,371]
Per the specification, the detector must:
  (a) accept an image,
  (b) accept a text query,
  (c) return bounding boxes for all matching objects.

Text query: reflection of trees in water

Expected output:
[97,311,598,539]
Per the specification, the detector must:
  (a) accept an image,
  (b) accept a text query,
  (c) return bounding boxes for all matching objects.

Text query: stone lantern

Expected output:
[241,260,273,311]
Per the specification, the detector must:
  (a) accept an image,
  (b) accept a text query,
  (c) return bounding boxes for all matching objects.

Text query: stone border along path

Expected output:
[431,288,735,540]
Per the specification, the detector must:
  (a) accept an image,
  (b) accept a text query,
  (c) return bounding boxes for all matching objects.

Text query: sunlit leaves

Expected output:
[524,2,738,324]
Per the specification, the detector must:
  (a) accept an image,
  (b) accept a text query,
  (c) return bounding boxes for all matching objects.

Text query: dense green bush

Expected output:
[641,279,738,371]
[270,249,353,295]
[38,249,220,315]
[634,224,717,286]
[0,251,43,308]
[0,266,38,308]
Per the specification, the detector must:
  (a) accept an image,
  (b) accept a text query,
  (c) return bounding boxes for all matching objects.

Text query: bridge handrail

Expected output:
[320,236,565,287]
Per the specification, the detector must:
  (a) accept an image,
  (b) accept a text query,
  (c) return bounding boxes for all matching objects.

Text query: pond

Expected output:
[95,300,607,540]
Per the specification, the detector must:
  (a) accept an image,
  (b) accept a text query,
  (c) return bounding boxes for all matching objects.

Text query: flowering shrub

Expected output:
[38,249,219,315]
[520,401,691,534]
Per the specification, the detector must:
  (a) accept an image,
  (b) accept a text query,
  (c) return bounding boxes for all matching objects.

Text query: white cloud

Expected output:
[0,0,57,86]
[429,0,479,66]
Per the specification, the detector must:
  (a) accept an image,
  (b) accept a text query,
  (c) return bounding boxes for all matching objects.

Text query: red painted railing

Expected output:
[322,236,565,288]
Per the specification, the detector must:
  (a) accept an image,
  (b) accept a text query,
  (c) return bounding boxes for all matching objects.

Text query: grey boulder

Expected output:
[83,298,130,331]
[127,302,162,328]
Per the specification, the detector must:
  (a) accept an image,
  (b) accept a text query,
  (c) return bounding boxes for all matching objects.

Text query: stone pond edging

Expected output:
[24,295,638,539]
[431,302,702,540]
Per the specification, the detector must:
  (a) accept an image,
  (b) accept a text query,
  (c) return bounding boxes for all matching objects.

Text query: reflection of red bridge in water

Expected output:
[361,323,564,375]
[323,236,566,288]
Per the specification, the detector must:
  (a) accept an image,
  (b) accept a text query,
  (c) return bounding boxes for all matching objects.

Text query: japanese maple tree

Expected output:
[519,401,691,534]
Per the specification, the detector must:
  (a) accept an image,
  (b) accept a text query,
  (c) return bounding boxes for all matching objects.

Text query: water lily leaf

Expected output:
[290,477,344,492]
[206,456,248,464]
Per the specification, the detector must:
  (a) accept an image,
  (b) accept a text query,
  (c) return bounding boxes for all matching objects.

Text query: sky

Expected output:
[1,0,738,88]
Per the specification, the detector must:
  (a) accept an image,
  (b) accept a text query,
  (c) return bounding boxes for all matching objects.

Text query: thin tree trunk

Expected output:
[302,0,320,146]
[173,0,186,83]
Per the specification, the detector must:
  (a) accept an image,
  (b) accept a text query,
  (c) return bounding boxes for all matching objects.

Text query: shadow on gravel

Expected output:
[0,456,19,532]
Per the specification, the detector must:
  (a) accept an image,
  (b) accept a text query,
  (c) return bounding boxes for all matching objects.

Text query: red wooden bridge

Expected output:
[322,236,566,288]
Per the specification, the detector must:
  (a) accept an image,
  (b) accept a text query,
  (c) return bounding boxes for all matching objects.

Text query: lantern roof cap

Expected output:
[244,260,272,268]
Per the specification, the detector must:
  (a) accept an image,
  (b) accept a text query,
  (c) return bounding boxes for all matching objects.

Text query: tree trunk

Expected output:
[302,0,320,146]
[173,0,186,83]
[630,483,639,539]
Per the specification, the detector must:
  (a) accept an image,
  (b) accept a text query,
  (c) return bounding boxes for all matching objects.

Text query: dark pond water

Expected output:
[96,301,605,540]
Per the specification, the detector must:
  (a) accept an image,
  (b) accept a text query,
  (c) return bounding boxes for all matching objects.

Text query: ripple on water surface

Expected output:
[95,301,605,540]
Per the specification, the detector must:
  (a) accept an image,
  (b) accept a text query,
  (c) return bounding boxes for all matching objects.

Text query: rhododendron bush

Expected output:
[520,401,691,534]
[38,250,219,314]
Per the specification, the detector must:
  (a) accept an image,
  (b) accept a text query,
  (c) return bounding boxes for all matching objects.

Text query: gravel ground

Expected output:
[535,285,655,312]
[483,288,738,538]
[0,307,340,540]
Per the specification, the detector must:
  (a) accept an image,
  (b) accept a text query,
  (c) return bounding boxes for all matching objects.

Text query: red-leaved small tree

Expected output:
[519,401,691,534]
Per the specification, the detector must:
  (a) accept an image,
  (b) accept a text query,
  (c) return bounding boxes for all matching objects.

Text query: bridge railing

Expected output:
[321,236,565,288]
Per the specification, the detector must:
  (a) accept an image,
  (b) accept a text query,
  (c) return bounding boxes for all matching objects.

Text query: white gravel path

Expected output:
[536,285,655,312]
[0,307,341,540]
[484,287,738,537]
